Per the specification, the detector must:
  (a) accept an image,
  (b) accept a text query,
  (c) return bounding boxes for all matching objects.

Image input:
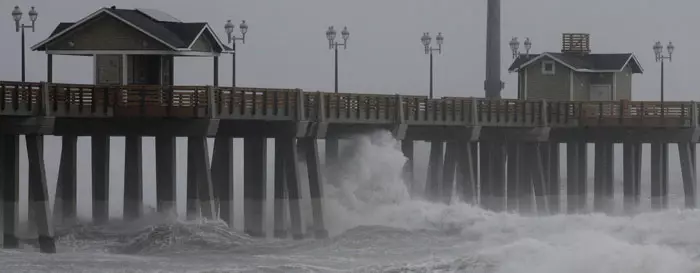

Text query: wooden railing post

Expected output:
[393,94,407,139]
[295,89,305,121]
[540,99,548,126]
[471,97,479,125]
[41,82,51,116]
[692,101,698,127]
[207,85,216,118]
[316,91,325,121]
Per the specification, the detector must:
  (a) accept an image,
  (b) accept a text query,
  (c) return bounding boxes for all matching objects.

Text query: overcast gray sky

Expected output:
[0,0,698,222]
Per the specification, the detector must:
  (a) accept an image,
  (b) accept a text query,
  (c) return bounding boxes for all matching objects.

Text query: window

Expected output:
[541,60,555,75]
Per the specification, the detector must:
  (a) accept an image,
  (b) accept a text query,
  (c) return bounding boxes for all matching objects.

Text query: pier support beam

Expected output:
[401,140,414,195]
[566,142,587,213]
[1,135,19,248]
[650,142,669,210]
[244,137,267,237]
[192,136,215,219]
[273,139,287,238]
[491,143,506,212]
[155,136,177,214]
[91,135,110,224]
[123,136,143,221]
[456,141,477,204]
[530,143,548,214]
[426,141,444,201]
[506,143,520,212]
[546,143,561,214]
[679,142,697,209]
[594,142,614,213]
[53,135,77,224]
[186,137,199,220]
[282,138,304,240]
[325,139,339,168]
[301,138,328,239]
[211,136,234,226]
[441,141,458,203]
[622,142,642,213]
[26,135,56,253]
[517,143,534,214]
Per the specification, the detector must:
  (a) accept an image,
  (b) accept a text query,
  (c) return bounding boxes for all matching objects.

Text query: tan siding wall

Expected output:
[525,57,570,100]
[615,66,633,100]
[190,32,214,52]
[95,55,122,84]
[572,73,590,101]
[47,14,170,51]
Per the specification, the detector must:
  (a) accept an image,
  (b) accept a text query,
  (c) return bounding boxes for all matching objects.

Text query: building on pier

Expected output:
[31,6,230,85]
[508,33,644,101]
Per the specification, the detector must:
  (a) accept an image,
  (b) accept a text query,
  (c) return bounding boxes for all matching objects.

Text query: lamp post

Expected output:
[224,19,248,89]
[508,37,532,100]
[11,6,38,82]
[421,32,444,99]
[326,26,349,93]
[653,41,674,103]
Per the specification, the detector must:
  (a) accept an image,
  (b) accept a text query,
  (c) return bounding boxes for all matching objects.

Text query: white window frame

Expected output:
[541,60,556,75]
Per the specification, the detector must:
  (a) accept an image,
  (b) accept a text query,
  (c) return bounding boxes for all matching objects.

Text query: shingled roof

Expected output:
[508,52,643,74]
[31,7,232,53]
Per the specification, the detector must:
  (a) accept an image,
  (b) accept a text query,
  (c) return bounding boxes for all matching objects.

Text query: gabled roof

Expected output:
[32,7,232,53]
[508,52,643,74]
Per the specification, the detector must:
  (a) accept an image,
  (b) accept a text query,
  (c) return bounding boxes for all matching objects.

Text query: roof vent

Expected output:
[561,33,590,55]
[110,6,116,10]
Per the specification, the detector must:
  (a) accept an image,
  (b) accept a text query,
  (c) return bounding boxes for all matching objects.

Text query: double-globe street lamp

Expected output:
[224,19,248,89]
[508,37,532,100]
[653,41,674,103]
[326,26,349,93]
[324,26,349,166]
[421,32,443,99]
[11,6,38,82]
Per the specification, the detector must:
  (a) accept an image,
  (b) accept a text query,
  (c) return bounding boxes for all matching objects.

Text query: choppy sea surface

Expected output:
[3,131,700,272]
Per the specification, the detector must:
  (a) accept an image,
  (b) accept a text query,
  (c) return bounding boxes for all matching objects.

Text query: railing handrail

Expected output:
[0,81,697,128]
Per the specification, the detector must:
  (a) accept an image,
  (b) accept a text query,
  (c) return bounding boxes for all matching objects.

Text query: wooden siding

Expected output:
[525,57,570,101]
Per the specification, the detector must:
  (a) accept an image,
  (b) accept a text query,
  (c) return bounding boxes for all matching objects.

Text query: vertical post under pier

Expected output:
[679,142,697,208]
[650,142,669,209]
[479,142,492,209]
[123,136,143,221]
[622,142,642,213]
[518,143,534,214]
[91,135,110,224]
[26,135,56,253]
[547,143,561,214]
[506,143,520,212]
[401,140,414,195]
[273,138,287,238]
[244,137,267,237]
[1,135,19,248]
[441,142,458,203]
[491,143,506,212]
[426,141,444,201]
[530,143,548,214]
[192,136,215,219]
[301,138,328,239]
[456,141,477,204]
[211,136,234,227]
[594,142,614,213]
[53,135,77,224]
[186,137,199,220]
[155,136,177,214]
[282,138,304,240]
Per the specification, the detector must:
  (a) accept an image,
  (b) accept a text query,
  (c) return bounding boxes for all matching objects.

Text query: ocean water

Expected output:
[3,131,700,272]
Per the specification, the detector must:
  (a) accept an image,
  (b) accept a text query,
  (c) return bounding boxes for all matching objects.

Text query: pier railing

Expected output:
[0,81,697,128]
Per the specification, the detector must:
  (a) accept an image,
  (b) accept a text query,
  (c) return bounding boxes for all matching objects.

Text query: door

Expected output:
[589,84,612,101]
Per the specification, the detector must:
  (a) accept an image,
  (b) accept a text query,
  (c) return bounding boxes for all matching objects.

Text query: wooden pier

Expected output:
[0,80,697,251]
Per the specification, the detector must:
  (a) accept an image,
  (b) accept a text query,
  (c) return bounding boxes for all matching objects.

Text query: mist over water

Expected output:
[2,130,700,272]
